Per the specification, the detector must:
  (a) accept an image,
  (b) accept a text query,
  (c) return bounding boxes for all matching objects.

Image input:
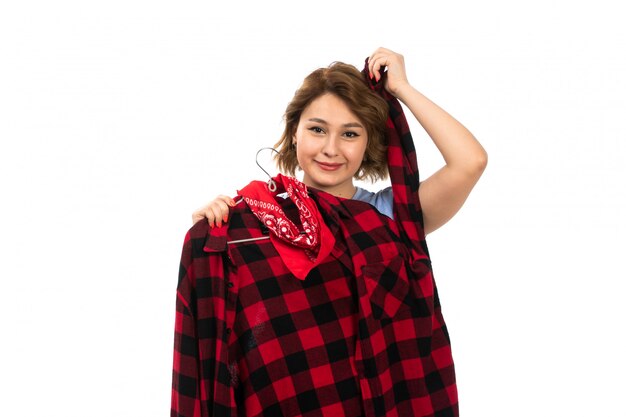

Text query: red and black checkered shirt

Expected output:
[171,62,458,417]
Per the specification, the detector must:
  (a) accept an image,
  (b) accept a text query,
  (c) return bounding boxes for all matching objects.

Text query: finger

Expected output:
[370,55,389,82]
[206,199,231,224]
[217,195,237,207]
[216,200,231,221]
[204,208,216,227]
[368,47,393,73]
[368,50,379,77]
[208,206,223,228]
[368,47,383,69]
[212,201,231,227]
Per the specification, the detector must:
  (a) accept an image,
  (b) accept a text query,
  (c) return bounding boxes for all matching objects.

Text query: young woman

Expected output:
[175,47,489,416]
[192,47,487,234]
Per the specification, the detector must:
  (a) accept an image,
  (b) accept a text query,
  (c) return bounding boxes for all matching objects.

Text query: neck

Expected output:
[332,185,357,199]
[302,177,357,199]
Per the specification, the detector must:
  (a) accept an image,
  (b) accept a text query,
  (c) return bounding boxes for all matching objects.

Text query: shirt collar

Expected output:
[203,220,228,253]
[308,188,352,222]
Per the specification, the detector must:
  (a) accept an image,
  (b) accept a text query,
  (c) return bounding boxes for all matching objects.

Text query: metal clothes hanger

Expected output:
[227,147,309,245]
[227,147,280,245]
[255,147,279,192]
[232,147,279,208]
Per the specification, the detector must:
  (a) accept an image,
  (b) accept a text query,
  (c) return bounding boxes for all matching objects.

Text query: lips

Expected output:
[315,161,343,171]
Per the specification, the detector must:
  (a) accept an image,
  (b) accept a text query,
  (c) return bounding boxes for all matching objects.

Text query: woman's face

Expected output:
[293,93,368,198]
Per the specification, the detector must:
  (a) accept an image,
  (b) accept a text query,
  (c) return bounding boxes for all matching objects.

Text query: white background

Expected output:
[1,0,625,415]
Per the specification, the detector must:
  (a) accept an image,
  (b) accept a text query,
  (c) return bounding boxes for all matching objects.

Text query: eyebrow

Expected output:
[307,118,364,129]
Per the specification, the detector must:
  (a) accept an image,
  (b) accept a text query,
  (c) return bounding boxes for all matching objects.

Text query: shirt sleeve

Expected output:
[362,60,426,251]
[171,231,202,417]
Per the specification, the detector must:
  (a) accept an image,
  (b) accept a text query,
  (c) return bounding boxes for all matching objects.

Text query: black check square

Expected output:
[325,339,349,363]
[256,278,283,300]
[311,302,338,325]
[296,389,321,414]
[249,366,272,392]
[285,351,309,375]
[335,377,359,401]
[271,314,297,337]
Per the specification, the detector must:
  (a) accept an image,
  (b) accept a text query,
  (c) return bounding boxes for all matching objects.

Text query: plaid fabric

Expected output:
[171,61,458,417]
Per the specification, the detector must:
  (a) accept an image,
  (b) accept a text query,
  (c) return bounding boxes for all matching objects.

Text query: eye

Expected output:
[344,131,360,139]
[308,126,325,134]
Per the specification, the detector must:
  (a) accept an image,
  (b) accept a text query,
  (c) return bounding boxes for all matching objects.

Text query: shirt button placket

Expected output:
[225,264,236,342]
[225,249,237,344]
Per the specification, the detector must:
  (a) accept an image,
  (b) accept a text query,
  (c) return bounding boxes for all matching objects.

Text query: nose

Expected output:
[321,134,339,157]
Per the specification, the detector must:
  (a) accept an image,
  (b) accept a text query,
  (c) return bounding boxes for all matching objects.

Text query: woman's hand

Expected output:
[367,47,411,98]
[191,195,236,227]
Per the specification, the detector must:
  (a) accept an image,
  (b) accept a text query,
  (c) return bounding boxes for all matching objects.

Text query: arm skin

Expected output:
[397,83,487,235]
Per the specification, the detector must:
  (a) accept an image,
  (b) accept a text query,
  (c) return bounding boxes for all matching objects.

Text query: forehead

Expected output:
[301,93,362,124]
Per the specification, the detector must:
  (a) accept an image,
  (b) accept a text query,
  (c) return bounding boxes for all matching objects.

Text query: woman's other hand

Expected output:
[367,47,410,98]
[191,195,236,227]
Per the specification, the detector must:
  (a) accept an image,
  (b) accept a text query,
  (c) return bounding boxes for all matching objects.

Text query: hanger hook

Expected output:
[255,147,279,192]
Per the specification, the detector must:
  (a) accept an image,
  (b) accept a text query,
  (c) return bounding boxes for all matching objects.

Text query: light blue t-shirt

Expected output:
[278,185,394,219]
[352,186,394,219]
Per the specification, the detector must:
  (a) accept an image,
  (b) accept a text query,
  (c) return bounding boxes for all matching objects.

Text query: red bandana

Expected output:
[237,174,335,280]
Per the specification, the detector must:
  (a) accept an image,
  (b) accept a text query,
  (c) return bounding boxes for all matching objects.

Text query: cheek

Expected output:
[348,141,368,163]
[294,141,310,167]
[295,148,303,166]
[296,137,318,155]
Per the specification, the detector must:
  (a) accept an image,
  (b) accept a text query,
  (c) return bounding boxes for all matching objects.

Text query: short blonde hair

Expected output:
[274,62,389,182]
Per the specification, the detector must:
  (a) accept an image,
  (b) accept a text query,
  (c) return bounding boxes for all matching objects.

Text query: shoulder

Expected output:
[352,186,394,219]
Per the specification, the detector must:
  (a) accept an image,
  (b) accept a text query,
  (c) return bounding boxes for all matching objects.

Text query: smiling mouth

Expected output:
[315,161,343,171]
